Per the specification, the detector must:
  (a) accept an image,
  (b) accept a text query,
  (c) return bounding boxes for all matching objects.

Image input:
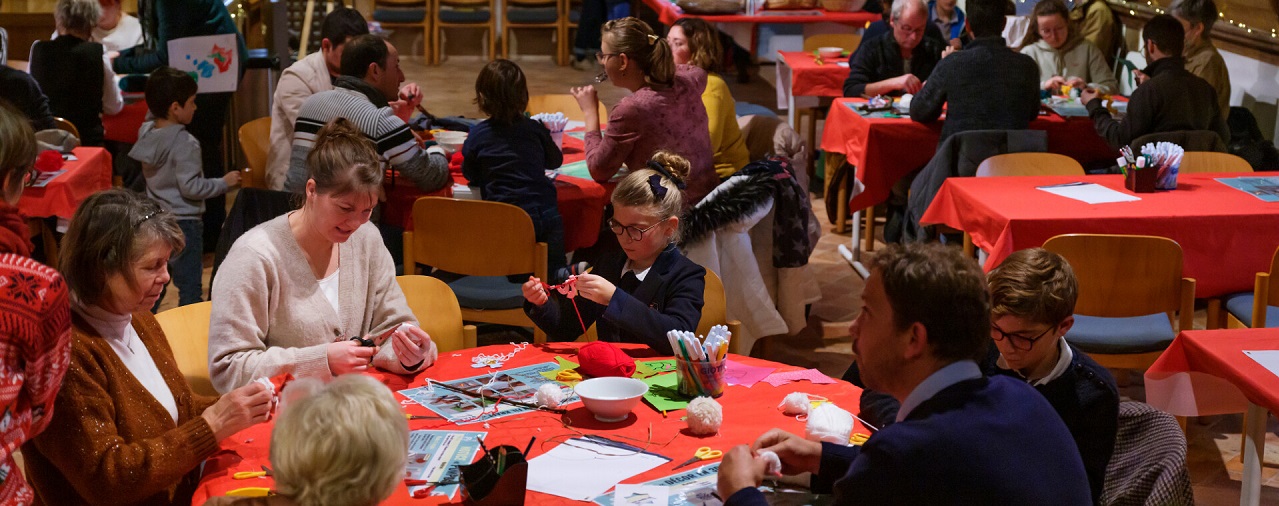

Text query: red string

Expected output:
[544,276,588,333]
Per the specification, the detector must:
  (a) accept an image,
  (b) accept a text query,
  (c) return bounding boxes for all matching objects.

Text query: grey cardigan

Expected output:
[208,214,435,393]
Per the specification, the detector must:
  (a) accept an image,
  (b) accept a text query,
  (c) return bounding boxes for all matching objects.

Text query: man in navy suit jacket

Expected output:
[716,243,1092,505]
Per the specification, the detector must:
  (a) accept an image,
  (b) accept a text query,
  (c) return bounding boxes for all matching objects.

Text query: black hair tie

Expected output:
[646,160,687,191]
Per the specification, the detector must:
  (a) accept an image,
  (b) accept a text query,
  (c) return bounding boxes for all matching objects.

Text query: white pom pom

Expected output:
[685,396,723,436]
[805,403,854,444]
[779,392,811,416]
[756,450,782,476]
[534,383,565,409]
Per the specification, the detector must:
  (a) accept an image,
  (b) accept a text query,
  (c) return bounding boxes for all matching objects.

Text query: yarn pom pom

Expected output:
[805,403,854,444]
[686,396,723,436]
[778,392,811,416]
[756,450,782,476]
[534,383,565,409]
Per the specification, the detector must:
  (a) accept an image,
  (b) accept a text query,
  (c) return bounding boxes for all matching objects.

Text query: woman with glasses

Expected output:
[1017,0,1117,94]
[568,17,718,206]
[521,151,705,354]
[0,101,72,504]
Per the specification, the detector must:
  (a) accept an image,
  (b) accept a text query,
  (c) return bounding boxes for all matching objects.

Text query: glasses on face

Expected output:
[595,52,621,63]
[990,321,1058,352]
[607,218,661,241]
[896,24,925,37]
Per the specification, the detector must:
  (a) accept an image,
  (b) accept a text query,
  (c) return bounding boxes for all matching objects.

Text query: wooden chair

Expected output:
[432,0,496,64]
[1214,246,1279,329]
[154,302,217,396]
[1178,152,1252,174]
[579,270,746,354]
[373,0,432,65]
[396,275,478,351]
[801,33,862,53]
[527,93,606,123]
[559,0,582,65]
[975,153,1085,177]
[236,117,271,189]
[52,117,79,140]
[402,197,547,342]
[1044,234,1195,371]
[502,0,561,63]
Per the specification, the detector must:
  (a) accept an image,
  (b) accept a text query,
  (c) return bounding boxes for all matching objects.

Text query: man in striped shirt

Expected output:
[286,34,449,194]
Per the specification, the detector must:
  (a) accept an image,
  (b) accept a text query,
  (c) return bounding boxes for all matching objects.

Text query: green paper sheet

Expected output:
[634,359,676,378]
[641,372,689,412]
[538,356,582,384]
[556,160,591,179]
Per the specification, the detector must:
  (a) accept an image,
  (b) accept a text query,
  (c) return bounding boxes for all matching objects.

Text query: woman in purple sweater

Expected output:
[570,17,717,206]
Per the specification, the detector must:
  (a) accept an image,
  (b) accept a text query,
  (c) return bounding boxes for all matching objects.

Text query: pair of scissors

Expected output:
[232,465,273,480]
[672,447,723,470]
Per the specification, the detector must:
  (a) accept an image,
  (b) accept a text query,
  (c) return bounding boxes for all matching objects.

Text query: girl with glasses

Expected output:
[521,151,706,354]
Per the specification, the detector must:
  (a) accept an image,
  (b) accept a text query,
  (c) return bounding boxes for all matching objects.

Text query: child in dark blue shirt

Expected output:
[461,60,567,280]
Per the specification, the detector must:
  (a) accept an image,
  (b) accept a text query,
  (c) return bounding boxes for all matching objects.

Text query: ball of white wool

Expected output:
[686,396,723,435]
[805,403,854,444]
[778,392,810,416]
[756,450,782,476]
[534,383,565,409]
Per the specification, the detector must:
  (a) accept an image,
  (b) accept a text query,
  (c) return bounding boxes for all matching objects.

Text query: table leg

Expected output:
[1240,402,1266,506]
[839,209,870,279]
[862,205,875,253]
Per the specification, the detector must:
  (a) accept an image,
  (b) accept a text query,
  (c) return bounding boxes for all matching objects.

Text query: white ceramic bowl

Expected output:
[433,131,468,153]
[818,46,844,59]
[574,377,649,423]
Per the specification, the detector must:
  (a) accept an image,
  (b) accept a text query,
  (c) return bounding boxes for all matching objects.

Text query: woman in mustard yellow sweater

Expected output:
[667,18,750,179]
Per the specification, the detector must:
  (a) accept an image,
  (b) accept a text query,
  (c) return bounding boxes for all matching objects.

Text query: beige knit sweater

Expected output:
[208,214,435,393]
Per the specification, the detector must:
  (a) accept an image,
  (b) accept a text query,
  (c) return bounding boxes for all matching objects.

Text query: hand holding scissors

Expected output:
[232,465,273,480]
[672,446,722,470]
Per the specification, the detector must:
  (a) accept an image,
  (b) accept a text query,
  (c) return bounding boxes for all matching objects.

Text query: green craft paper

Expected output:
[556,160,591,179]
[538,356,581,384]
[633,359,676,378]
[641,372,689,412]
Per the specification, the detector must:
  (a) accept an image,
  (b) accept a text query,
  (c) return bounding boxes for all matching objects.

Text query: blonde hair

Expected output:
[306,118,384,197]
[0,100,37,193]
[988,248,1078,325]
[271,375,409,506]
[612,150,689,238]
[602,17,675,89]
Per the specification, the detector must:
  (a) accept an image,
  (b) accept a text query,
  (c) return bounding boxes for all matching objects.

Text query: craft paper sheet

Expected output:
[593,464,722,506]
[611,485,671,506]
[167,34,239,93]
[1037,183,1141,204]
[404,430,485,499]
[527,438,669,500]
[1217,177,1279,202]
[761,369,837,387]
[397,362,578,424]
[1244,350,1279,380]
[724,361,777,388]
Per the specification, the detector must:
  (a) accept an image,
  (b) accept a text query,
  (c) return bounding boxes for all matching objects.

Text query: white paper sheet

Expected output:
[1037,183,1141,204]
[612,485,670,505]
[527,439,669,500]
[167,34,240,93]
[1243,350,1279,380]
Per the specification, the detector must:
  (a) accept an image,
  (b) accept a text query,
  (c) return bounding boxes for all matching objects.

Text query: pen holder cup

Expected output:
[1155,162,1180,191]
[461,446,528,506]
[675,357,726,398]
[1124,167,1157,193]
[549,130,564,151]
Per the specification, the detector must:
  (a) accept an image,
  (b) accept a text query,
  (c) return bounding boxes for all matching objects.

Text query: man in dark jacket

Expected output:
[1081,14,1229,149]
[908,0,1040,143]
[843,0,946,97]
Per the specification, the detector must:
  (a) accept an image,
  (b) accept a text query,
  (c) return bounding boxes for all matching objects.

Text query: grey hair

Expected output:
[55,0,101,37]
[890,0,928,22]
[1167,0,1218,37]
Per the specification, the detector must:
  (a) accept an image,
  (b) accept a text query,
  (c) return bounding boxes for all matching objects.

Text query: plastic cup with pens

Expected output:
[531,112,568,152]
[668,326,731,398]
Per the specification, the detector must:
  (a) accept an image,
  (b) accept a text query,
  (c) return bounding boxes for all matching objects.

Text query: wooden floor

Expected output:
[162,55,1279,504]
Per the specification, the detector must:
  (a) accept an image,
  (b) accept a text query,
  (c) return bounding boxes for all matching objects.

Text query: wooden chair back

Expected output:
[975,153,1085,177]
[527,94,607,123]
[52,117,79,140]
[580,269,745,354]
[396,275,478,352]
[1042,234,1194,331]
[237,117,271,189]
[432,0,496,63]
[802,33,862,53]
[403,197,547,278]
[154,302,217,396]
[1178,152,1252,174]
[1247,246,1279,328]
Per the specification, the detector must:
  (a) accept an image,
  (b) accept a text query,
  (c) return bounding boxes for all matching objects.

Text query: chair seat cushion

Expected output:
[569,8,580,23]
[373,8,427,23]
[1065,314,1175,354]
[508,6,558,23]
[1222,292,1279,328]
[735,102,778,118]
[440,7,492,23]
[445,275,524,310]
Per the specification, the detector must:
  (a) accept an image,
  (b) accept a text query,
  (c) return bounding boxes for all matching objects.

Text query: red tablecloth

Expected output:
[778,51,849,98]
[1146,329,1279,417]
[103,99,149,145]
[820,98,1119,212]
[919,172,1279,298]
[191,342,864,504]
[18,147,113,220]
[641,0,878,25]
[382,133,609,252]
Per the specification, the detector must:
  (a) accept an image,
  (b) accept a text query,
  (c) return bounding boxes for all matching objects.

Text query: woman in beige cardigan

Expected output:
[208,118,437,394]
[22,189,272,505]
[1018,0,1118,95]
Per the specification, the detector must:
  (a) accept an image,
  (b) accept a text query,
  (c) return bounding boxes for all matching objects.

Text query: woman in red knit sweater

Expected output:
[22,189,274,505]
[0,100,73,504]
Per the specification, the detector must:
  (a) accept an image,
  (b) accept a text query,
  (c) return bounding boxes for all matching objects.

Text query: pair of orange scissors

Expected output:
[232,465,273,480]
[672,447,723,470]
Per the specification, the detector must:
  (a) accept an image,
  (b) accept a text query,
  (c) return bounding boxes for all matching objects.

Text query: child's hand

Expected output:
[575,274,616,306]
[522,276,548,306]
[570,86,598,116]
[223,170,242,187]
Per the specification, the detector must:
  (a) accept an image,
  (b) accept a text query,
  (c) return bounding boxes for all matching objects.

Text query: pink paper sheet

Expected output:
[724,360,777,388]
[761,369,838,387]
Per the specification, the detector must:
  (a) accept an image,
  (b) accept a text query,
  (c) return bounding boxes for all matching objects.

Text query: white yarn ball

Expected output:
[778,392,811,416]
[534,383,565,409]
[756,450,782,476]
[685,396,723,436]
[805,403,854,444]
